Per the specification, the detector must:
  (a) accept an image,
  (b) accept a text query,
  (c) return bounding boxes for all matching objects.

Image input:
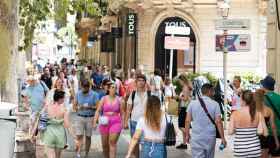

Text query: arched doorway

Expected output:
[154,17,197,77]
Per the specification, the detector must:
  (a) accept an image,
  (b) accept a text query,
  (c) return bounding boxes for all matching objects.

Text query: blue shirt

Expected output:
[187,96,221,139]
[98,90,107,100]
[24,82,49,112]
[91,72,104,88]
[76,90,99,116]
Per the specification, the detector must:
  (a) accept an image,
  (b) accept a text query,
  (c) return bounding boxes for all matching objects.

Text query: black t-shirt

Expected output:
[41,74,52,89]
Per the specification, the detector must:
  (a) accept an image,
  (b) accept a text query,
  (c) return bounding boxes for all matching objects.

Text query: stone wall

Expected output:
[266,0,280,92]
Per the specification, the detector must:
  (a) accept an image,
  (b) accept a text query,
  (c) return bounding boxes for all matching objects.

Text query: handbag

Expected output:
[167,99,179,116]
[164,114,176,146]
[257,113,269,137]
[38,110,48,131]
[99,97,109,125]
[99,116,109,125]
[198,97,221,139]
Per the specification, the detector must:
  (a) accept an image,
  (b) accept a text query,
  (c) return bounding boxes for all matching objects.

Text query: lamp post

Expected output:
[218,1,230,128]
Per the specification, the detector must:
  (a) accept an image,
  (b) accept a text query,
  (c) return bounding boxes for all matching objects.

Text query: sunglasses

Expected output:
[110,86,116,89]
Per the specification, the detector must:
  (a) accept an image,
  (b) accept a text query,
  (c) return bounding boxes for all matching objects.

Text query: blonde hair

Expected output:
[254,89,266,112]
[144,96,162,132]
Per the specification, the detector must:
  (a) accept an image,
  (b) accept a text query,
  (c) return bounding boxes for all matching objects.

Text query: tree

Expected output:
[0,0,24,103]
[19,0,107,52]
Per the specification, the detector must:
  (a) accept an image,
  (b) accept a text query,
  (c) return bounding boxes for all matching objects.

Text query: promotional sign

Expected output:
[216,34,251,52]
[165,26,190,35]
[127,13,137,36]
[215,19,250,30]
[164,36,190,50]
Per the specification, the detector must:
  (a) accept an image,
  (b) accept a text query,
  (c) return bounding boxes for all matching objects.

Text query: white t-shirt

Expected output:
[69,75,79,94]
[151,75,162,90]
[164,84,175,97]
[127,91,148,122]
[136,114,169,140]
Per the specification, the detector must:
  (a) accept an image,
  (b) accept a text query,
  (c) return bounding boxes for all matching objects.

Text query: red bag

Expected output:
[119,82,126,97]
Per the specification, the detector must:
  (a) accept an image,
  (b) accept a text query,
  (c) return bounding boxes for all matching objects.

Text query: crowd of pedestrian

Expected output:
[21,58,280,158]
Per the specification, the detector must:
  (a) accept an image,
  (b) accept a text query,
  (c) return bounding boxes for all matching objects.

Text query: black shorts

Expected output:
[268,136,280,156]
[259,135,269,149]
[178,107,187,128]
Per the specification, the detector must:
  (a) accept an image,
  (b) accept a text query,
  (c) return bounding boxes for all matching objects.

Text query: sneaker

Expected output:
[75,153,81,158]
[176,144,188,149]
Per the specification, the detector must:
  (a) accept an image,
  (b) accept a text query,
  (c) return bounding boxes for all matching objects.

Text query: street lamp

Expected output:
[218,0,230,128]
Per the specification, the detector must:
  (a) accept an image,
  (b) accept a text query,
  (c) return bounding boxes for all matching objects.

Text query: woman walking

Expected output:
[177,78,192,149]
[93,82,125,158]
[126,96,168,158]
[46,78,72,110]
[254,89,279,158]
[42,90,73,158]
[163,77,176,111]
[229,90,262,157]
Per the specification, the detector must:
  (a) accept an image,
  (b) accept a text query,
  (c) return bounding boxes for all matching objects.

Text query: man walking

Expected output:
[40,67,53,89]
[261,75,280,157]
[73,80,99,158]
[125,74,150,158]
[23,74,49,136]
[185,83,226,158]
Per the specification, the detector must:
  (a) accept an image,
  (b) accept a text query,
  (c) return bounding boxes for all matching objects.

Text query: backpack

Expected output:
[130,90,151,117]
[39,81,48,97]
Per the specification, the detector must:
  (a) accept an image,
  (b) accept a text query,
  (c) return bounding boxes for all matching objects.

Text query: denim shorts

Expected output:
[140,141,167,158]
[130,120,144,144]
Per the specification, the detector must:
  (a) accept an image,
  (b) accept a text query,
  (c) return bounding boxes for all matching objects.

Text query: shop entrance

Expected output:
[154,17,197,77]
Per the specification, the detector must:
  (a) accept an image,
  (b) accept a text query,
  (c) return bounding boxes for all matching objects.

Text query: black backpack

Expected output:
[164,114,176,146]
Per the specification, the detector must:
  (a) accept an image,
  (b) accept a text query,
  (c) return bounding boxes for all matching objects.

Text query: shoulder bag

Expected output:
[198,97,221,138]
[164,114,176,146]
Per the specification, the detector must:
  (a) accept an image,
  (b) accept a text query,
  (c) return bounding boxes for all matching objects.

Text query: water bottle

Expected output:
[219,143,225,151]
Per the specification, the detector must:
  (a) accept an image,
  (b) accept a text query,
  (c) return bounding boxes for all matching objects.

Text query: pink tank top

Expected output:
[102,96,121,114]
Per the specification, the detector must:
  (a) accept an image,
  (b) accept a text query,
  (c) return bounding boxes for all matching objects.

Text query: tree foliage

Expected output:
[19,0,51,51]
[19,0,107,51]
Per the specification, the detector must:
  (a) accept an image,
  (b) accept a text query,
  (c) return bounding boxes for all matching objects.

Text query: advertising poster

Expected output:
[216,34,251,52]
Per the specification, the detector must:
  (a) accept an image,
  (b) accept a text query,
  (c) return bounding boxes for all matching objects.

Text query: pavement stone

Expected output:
[60,117,235,158]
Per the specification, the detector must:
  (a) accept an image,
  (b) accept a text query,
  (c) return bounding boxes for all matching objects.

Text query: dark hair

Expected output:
[81,80,91,88]
[201,83,214,95]
[102,79,111,86]
[136,74,146,82]
[111,71,116,80]
[241,90,256,122]
[164,77,171,85]
[154,69,161,76]
[106,82,115,95]
[53,90,65,102]
[145,96,162,131]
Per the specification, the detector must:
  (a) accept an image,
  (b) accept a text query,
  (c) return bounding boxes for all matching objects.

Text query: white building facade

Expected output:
[108,0,268,78]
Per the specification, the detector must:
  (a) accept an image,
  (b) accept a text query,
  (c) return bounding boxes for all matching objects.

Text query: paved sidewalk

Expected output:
[61,129,235,158]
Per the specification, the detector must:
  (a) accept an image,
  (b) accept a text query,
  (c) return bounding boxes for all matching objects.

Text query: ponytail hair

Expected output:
[241,90,256,122]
